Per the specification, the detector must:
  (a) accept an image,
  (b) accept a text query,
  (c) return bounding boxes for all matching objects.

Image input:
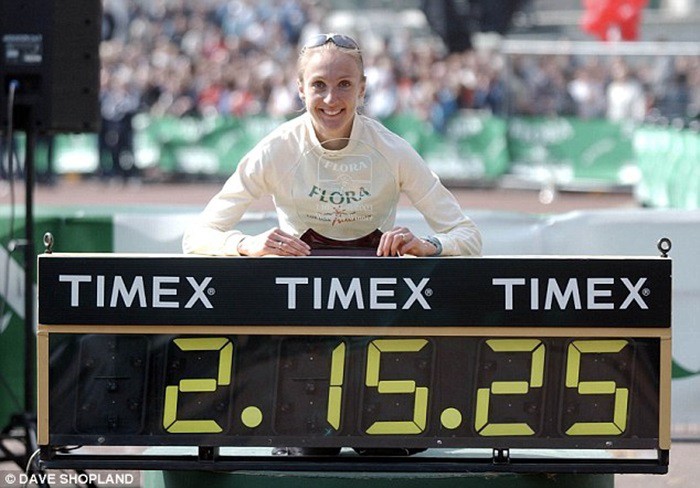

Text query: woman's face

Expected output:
[298,49,365,146]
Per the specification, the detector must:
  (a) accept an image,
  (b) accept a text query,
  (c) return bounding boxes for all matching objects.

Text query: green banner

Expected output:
[136,114,627,184]
[139,113,511,181]
[6,133,100,175]
[0,208,113,428]
[634,126,700,209]
[388,114,510,181]
[11,114,512,181]
[136,115,286,176]
[507,117,636,185]
[9,116,699,198]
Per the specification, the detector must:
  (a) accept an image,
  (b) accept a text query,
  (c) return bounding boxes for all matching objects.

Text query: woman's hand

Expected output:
[237,228,311,256]
[376,227,439,257]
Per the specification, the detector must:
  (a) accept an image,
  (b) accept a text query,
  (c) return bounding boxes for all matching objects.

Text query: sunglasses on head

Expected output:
[302,33,360,51]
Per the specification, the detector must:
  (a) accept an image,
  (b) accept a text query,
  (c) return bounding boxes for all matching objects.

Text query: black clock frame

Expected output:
[36,254,672,474]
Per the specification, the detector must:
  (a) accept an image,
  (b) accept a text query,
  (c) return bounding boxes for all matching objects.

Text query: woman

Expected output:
[182,33,482,257]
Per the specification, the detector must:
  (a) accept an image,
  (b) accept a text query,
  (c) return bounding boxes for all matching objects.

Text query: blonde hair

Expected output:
[296,42,365,83]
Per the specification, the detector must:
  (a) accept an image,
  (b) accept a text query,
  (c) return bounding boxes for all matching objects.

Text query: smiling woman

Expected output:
[182,33,481,259]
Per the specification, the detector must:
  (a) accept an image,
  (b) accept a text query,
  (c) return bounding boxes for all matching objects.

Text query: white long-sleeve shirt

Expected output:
[182,112,482,256]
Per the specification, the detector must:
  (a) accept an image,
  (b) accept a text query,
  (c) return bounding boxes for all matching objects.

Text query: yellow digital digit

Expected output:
[474,339,545,437]
[162,337,233,433]
[326,342,346,430]
[565,339,629,436]
[365,339,429,435]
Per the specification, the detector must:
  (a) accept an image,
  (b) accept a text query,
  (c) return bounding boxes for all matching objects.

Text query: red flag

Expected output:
[581,0,648,41]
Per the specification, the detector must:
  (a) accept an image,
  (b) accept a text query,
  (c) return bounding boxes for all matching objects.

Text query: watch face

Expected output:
[291,138,398,240]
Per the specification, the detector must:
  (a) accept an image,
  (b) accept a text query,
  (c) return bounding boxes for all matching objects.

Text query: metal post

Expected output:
[24,123,35,414]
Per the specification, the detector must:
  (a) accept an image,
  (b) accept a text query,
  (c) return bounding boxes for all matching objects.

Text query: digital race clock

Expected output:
[37,254,672,474]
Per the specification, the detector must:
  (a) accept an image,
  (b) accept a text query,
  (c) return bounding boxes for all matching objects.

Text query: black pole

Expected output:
[24,123,35,415]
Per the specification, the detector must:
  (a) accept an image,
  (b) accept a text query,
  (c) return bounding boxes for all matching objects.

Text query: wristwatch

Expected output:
[423,236,443,256]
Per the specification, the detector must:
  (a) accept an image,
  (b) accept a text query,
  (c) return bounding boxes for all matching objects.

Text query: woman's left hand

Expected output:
[376,227,439,257]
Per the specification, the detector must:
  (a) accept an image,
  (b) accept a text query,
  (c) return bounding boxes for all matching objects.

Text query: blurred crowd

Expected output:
[93,0,700,178]
[101,0,700,127]
[509,50,700,125]
[1,1,697,184]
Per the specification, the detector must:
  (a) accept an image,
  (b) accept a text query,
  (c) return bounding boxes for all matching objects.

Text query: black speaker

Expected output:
[421,0,475,52]
[0,0,102,133]
[422,0,527,53]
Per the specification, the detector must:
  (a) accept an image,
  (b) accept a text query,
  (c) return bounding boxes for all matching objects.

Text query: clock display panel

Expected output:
[46,333,660,450]
[37,254,672,473]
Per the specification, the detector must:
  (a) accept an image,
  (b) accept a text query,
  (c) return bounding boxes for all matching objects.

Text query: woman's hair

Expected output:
[296,41,365,83]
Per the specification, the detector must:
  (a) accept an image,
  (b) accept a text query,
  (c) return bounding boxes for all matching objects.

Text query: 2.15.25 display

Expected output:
[46,332,660,450]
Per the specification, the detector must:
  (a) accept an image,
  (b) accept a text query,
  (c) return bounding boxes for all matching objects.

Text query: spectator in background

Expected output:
[657,71,690,122]
[568,62,607,119]
[531,56,576,116]
[688,62,700,121]
[505,54,537,115]
[266,70,302,117]
[473,70,506,114]
[364,53,399,119]
[428,60,459,133]
[606,59,647,123]
[98,70,142,180]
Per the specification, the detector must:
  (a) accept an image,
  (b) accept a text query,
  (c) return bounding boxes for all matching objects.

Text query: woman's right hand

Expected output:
[237,228,311,256]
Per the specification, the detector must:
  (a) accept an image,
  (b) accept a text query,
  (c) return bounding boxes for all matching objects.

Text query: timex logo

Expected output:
[58,274,214,309]
[275,277,432,310]
[492,277,650,311]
